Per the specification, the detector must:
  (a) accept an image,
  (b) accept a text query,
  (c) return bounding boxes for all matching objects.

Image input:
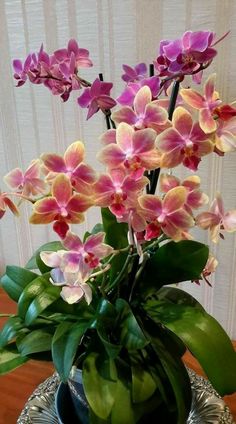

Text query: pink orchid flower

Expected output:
[156,106,213,170]
[98,123,161,179]
[193,253,218,287]
[54,39,93,69]
[214,117,236,153]
[4,159,47,197]
[0,191,19,219]
[94,168,148,218]
[139,187,194,241]
[160,174,209,213]
[41,141,96,195]
[99,129,117,145]
[117,76,160,107]
[196,194,236,242]
[121,63,147,83]
[41,231,113,274]
[29,174,92,228]
[77,78,116,120]
[180,74,222,133]
[112,86,168,133]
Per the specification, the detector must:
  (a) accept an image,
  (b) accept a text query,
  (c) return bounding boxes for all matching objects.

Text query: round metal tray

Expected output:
[17,369,234,423]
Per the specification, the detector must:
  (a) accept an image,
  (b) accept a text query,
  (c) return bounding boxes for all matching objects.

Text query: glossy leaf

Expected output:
[101,208,128,249]
[83,350,117,420]
[52,321,89,382]
[0,344,28,375]
[17,328,53,355]
[141,240,209,293]
[1,266,38,302]
[0,316,24,348]
[96,300,121,359]
[25,241,63,270]
[24,285,61,325]
[17,273,51,319]
[115,299,148,351]
[131,359,156,403]
[144,287,236,395]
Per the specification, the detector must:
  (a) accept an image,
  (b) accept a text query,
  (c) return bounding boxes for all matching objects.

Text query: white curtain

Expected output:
[1,0,236,337]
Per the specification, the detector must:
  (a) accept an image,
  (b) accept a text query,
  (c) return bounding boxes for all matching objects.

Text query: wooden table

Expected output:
[0,287,236,423]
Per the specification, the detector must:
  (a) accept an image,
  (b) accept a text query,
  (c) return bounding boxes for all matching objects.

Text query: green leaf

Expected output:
[141,240,209,293]
[1,266,38,301]
[24,285,61,325]
[52,321,89,382]
[83,350,117,420]
[25,241,63,270]
[131,359,156,403]
[17,273,51,319]
[0,344,28,375]
[110,359,135,424]
[17,329,53,356]
[145,287,236,395]
[143,320,192,424]
[101,208,128,249]
[0,316,24,348]
[115,299,148,351]
[95,299,121,359]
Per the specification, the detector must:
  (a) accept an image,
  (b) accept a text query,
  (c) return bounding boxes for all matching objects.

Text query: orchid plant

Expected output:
[1,30,236,424]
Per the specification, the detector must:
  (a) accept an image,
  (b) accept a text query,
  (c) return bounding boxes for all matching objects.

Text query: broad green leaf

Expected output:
[101,208,128,249]
[145,287,236,395]
[131,360,156,403]
[0,344,28,375]
[141,240,209,293]
[52,321,89,382]
[1,266,38,301]
[25,241,63,270]
[0,316,24,348]
[17,273,51,319]
[96,299,121,359]
[111,379,135,424]
[17,328,53,355]
[24,285,61,325]
[115,299,148,351]
[143,320,192,424]
[83,351,117,420]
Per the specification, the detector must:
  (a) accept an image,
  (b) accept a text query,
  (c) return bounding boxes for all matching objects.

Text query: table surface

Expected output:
[0,287,236,424]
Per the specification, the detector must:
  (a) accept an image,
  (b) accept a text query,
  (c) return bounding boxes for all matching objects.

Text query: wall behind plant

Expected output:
[1,0,236,337]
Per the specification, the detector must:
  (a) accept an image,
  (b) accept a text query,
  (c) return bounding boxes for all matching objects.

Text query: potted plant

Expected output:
[1,30,236,423]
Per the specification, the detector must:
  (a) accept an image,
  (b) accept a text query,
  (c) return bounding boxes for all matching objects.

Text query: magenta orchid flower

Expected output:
[53,39,92,69]
[77,78,116,119]
[0,191,19,219]
[180,74,222,133]
[94,168,148,218]
[155,31,227,81]
[4,159,47,197]
[121,63,147,83]
[41,141,96,195]
[98,123,161,179]
[196,194,236,243]
[29,174,92,228]
[156,106,214,170]
[112,86,168,132]
[117,76,160,106]
[139,187,194,241]
[160,174,209,213]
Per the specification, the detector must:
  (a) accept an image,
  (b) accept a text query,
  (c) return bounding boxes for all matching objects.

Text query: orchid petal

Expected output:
[60,285,84,304]
[167,209,194,229]
[116,123,134,152]
[33,197,59,214]
[99,129,116,145]
[163,187,187,212]
[157,128,185,152]
[111,107,136,125]
[172,107,193,137]
[132,128,156,153]
[29,211,58,224]
[4,168,24,189]
[199,108,217,133]
[97,144,125,167]
[160,174,180,192]
[204,73,216,101]
[223,210,236,232]
[195,212,220,229]
[182,175,201,190]
[134,86,152,115]
[160,148,183,168]
[52,174,72,205]
[40,250,65,267]
[139,194,162,215]
[144,103,168,127]
[63,231,83,250]
[67,194,93,213]
[41,153,66,172]
[64,141,85,170]
[180,88,205,109]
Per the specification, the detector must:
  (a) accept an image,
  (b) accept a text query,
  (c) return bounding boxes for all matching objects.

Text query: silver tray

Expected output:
[17,369,234,423]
